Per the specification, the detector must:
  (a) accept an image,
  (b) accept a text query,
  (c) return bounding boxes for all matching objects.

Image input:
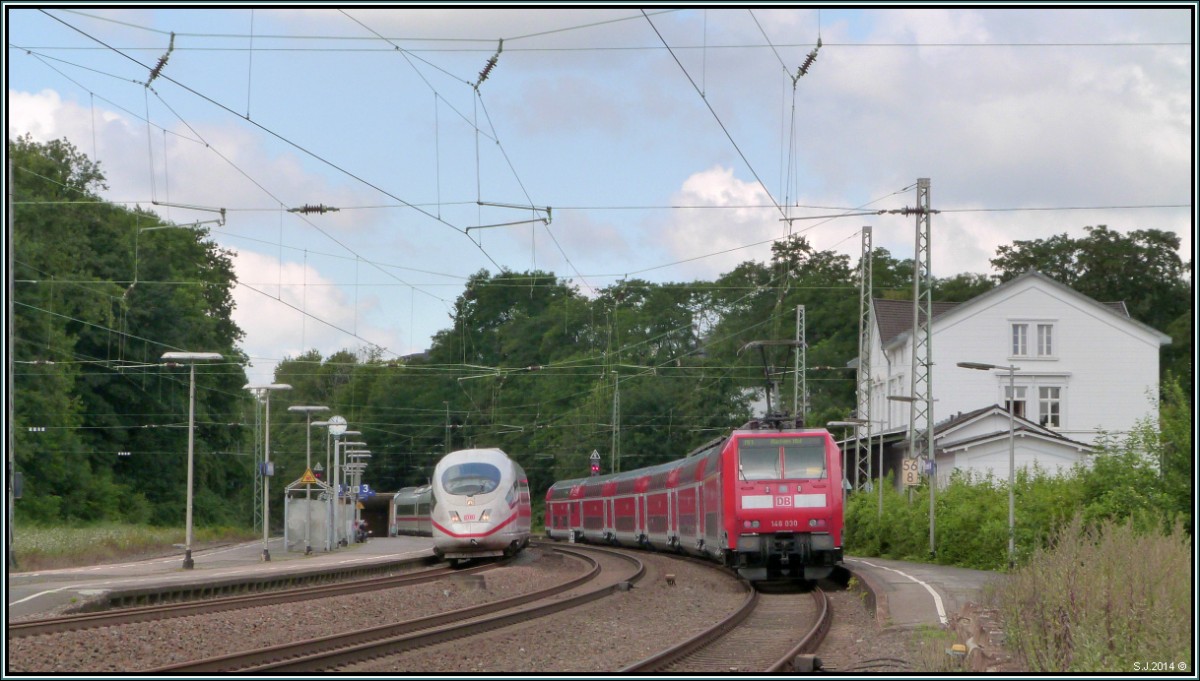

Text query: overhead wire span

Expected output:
[641,10,786,223]
[465,218,549,234]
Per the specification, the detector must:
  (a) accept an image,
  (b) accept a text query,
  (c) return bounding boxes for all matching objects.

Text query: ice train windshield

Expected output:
[441,462,502,495]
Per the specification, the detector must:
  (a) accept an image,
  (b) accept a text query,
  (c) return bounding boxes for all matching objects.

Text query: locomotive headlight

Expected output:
[743,519,760,529]
[450,511,461,523]
[809,518,824,528]
[480,509,491,523]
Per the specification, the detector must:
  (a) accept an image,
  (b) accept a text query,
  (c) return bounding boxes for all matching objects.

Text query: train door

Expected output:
[606,499,613,538]
[637,495,645,538]
[667,490,676,546]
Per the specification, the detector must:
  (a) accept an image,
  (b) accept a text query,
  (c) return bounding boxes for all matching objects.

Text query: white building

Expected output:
[852,270,1170,487]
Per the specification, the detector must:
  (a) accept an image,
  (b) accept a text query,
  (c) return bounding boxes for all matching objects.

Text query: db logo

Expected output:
[774,496,793,507]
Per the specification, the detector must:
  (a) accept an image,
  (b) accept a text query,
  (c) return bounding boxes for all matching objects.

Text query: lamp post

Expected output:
[288,405,329,554]
[310,419,333,551]
[244,383,292,561]
[322,417,350,549]
[337,438,365,545]
[346,452,371,527]
[345,455,367,534]
[162,351,223,569]
[958,361,1020,567]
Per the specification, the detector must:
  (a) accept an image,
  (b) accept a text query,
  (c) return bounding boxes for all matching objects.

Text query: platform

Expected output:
[7,535,437,620]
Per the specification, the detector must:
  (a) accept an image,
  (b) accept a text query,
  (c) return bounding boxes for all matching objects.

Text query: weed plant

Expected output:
[11,523,255,571]
[993,515,1191,672]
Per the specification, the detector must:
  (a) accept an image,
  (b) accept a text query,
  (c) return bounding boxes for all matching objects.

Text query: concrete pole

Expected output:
[184,362,196,569]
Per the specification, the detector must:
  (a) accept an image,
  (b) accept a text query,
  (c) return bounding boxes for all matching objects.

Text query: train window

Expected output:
[738,437,828,480]
[783,439,827,479]
[738,441,781,480]
[441,462,502,495]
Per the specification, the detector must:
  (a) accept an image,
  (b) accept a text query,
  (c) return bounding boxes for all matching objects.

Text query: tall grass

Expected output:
[993,515,1192,672]
[11,523,256,571]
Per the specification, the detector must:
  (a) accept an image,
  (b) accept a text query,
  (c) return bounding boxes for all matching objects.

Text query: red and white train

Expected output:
[545,422,844,582]
[391,484,432,537]
[431,448,532,563]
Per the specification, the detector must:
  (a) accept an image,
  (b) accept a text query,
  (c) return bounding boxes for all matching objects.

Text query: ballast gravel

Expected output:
[6,546,929,674]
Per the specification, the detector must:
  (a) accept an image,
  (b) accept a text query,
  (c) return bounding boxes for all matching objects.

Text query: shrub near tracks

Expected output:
[995,516,1191,672]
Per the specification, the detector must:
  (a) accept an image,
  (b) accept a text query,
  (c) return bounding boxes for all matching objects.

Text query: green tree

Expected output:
[991,226,1188,337]
[11,135,249,527]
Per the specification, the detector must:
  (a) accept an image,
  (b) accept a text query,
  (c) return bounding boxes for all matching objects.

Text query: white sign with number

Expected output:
[901,458,921,487]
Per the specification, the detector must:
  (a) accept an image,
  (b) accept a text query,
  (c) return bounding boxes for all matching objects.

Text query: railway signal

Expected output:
[590,449,601,476]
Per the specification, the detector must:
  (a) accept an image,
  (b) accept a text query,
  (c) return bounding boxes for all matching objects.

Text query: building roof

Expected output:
[932,404,1088,449]
[873,299,961,347]
[872,270,1145,347]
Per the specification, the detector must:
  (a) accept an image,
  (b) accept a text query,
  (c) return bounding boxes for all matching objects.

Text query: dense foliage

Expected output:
[845,373,1193,568]
[10,137,1191,544]
[11,135,250,527]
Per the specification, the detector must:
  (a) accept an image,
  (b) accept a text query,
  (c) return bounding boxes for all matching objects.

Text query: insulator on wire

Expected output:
[473,38,504,90]
[147,32,175,86]
[288,204,340,215]
[794,37,822,81]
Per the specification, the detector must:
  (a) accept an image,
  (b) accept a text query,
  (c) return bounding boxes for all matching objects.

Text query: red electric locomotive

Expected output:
[545,421,844,582]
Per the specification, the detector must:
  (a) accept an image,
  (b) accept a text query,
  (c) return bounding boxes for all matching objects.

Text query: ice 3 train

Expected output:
[431,448,532,563]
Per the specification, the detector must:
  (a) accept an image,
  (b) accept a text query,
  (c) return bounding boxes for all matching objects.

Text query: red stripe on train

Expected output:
[432,512,516,538]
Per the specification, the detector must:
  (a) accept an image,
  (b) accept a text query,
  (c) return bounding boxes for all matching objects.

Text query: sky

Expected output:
[6,5,1195,385]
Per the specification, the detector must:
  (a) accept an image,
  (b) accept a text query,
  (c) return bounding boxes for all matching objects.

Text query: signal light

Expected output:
[590,462,600,476]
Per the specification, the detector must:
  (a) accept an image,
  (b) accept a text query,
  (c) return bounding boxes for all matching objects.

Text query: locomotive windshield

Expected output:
[738,437,827,480]
[441,462,502,495]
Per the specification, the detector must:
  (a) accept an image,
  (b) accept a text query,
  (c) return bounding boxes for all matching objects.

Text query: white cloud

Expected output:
[232,249,405,384]
[653,165,784,280]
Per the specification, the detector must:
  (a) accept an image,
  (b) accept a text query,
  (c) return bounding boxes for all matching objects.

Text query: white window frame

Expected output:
[1009,318,1057,361]
[1004,385,1028,419]
[1011,323,1028,357]
[1037,323,1054,357]
[1038,386,1062,428]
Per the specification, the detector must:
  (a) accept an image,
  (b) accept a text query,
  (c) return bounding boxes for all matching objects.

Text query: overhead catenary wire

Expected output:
[17,9,1187,425]
[641,10,788,223]
[47,9,1187,49]
[40,9,508,275]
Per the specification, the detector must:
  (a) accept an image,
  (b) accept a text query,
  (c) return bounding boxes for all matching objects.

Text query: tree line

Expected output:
[10,135,1191,530]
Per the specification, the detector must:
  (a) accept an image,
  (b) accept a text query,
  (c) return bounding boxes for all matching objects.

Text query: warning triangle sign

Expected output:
[299,468,319,484]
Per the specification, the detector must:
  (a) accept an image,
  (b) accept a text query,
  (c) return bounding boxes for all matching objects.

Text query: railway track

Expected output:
[9,561,495,639]
[145,545,643,672]
[622,586,831,673]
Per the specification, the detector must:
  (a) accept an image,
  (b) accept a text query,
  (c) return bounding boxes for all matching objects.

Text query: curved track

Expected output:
[9,562,490,639]
[622,586,830,673]
[146,545,643,672]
